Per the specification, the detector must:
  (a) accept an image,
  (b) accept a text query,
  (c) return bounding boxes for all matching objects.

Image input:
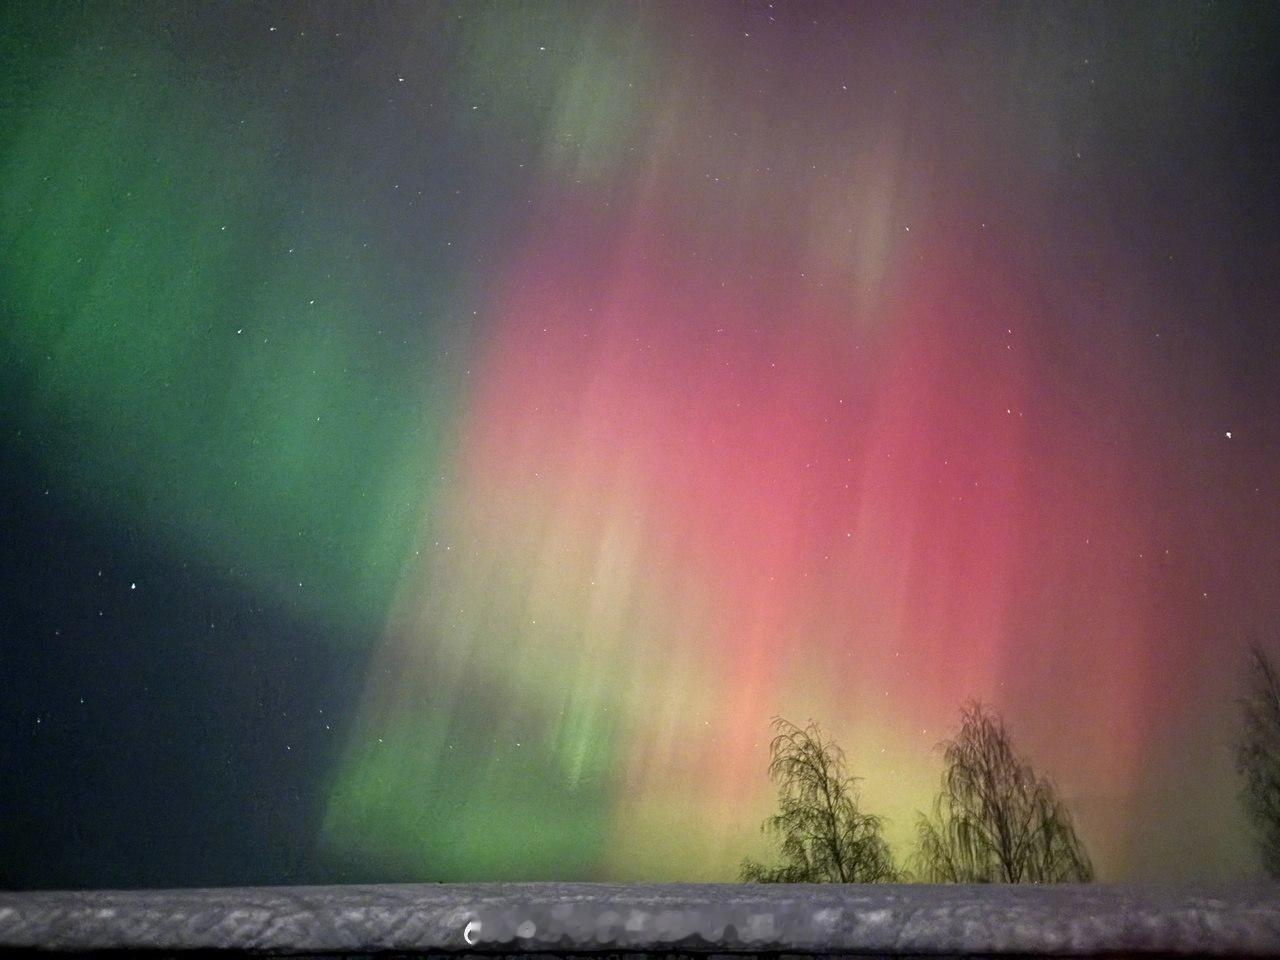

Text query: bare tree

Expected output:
[740,717,897,883]
[1236,644,1280,878]
[913,702,1093,883]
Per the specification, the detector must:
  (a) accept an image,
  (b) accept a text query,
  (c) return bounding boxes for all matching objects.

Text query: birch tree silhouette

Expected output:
[740,717,897,883]
[913,702,1093,883]
[1236,644,1280,878]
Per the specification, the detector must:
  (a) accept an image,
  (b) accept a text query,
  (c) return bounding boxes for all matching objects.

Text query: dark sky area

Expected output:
[2,0,1279,887]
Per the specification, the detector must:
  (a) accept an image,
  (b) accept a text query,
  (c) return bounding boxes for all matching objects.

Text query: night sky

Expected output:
[3,0,1280,888]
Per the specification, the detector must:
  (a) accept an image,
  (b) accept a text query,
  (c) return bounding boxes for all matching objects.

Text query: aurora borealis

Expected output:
[3,0,1279,887]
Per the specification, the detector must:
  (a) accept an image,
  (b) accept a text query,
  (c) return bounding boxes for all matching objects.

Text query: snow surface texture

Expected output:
[1,883,1279,956]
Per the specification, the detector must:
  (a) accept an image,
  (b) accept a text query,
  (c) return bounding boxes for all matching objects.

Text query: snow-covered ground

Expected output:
[2,882,1280,955]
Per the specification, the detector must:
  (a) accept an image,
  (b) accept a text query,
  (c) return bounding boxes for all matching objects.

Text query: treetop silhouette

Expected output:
[913,702,1093,883]
[741,716,897,883]
[1236,643,1280,878]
